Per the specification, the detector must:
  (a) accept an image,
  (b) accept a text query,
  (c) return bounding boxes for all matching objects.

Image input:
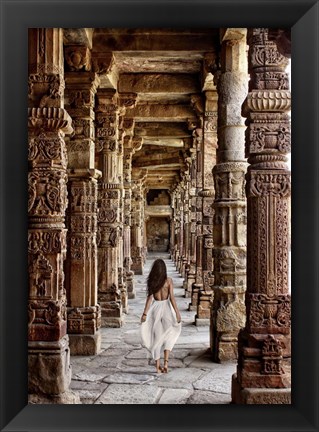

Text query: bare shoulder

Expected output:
[167,277,173,289]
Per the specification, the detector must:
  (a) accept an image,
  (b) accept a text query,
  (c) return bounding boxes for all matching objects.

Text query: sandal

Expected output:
[162,360,169,373]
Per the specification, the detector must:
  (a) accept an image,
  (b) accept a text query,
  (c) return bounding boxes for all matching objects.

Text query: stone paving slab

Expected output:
[119,364,160,375]
[95,383,161,404]
[75,389,105,404]
[158,388,192,404]
[187,390,231,404]
[193,364,236,394]
[147,367,205,390]
[73,371,109,382]
[103,372,156,385]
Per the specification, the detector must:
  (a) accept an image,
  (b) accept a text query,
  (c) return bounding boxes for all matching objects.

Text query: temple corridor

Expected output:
[69,253,235,404]
[28,27,291,404]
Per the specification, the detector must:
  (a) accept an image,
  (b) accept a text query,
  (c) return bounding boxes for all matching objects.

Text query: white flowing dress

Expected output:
[140,297,182,360]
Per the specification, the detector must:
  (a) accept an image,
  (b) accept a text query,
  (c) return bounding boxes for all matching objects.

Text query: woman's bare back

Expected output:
[153,278,171,301]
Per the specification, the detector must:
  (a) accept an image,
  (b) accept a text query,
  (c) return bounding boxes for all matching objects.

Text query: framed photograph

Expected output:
[1,0,318,431]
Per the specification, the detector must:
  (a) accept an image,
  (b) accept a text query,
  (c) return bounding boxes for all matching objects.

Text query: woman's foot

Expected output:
[155,360,162,373]
[162,360,169,373]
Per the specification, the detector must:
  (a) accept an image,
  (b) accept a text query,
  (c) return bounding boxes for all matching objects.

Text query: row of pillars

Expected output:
[171,28,291,403]
[28,28,149,401]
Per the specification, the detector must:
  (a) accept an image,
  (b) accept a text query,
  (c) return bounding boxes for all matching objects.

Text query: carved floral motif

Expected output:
[248,172,290,197]
[28,171,68,216]
[248,293,291,333]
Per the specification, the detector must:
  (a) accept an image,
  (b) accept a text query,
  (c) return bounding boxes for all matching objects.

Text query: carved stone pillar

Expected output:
[117,94,138,311]
[211,28,248,362]
[64,69,102,355]
[95,89,123,328]
[177,179,186,274]
[196,90,218,325]
[189,125,204,311]
[123,127,140,298]
[28,28,78,403]
[173,182,185,273]
[131,169,147,275]
[184,147,197,298]
[182,164,191,278]
[171,188,180,267]
[232,28,291,404]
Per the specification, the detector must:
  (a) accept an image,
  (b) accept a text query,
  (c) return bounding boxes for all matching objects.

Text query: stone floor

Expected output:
[70,253,236,404]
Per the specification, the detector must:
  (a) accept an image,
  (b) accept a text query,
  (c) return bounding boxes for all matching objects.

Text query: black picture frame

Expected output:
[1,0,318,431]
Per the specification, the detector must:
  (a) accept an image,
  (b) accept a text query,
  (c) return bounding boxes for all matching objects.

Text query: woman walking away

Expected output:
[140,258,182,373]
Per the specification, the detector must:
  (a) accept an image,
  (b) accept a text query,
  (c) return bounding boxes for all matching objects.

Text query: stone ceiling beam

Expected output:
[119,73,200,94]
[127,104,197,122]
[134,122,190,138]
[142,138,184,147]
[93,30,218,52]
[133,153,181,169]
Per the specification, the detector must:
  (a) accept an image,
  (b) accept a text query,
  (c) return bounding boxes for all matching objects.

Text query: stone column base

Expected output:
[126,273,136,299]
[213,339,238,362]
[28,390,81,404]
[184,275,195,298]
[101,315,124,328]
[99,300,123,328]
[69,330,101,356]
[231,374,291,404]
[28,335,72,395]
[188,283,201,310]
[195,317,210,326]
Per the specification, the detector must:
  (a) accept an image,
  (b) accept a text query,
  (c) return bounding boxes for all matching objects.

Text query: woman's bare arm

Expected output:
[168,278,181,323]
[141,294,153,322]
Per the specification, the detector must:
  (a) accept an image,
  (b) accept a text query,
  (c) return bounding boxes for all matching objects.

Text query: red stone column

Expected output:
[211,29,248,362]
[184,146,197,298]
[232,28,291,404]
[117,95,138,311]
[189,124,204,310]
[95,89,123,327]
[28,28,78,403]
[64,68,102,355]
[123,128,140,299]
[131,169,147,275]
[196,90,218,325]
[181,164,191,279]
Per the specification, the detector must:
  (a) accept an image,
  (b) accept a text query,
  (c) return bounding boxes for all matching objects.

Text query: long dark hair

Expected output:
[147,259,167,296]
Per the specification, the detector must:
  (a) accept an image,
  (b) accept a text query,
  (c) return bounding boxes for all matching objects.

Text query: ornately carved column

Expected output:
[182,163,191,278]
[95,89,123,327]
[232,28,291,404]
[28,28,78,403]
[184,146,197,298]
[117,94,138,312]
[64,68,102,355]
[123,128,141,299]
[131,169,147,275]
[174,182,185,273]
[189,124,204,311]
[211,28,248,362]
[177,178,186,274]
[196,90,218,325]
[171,187,180,267]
